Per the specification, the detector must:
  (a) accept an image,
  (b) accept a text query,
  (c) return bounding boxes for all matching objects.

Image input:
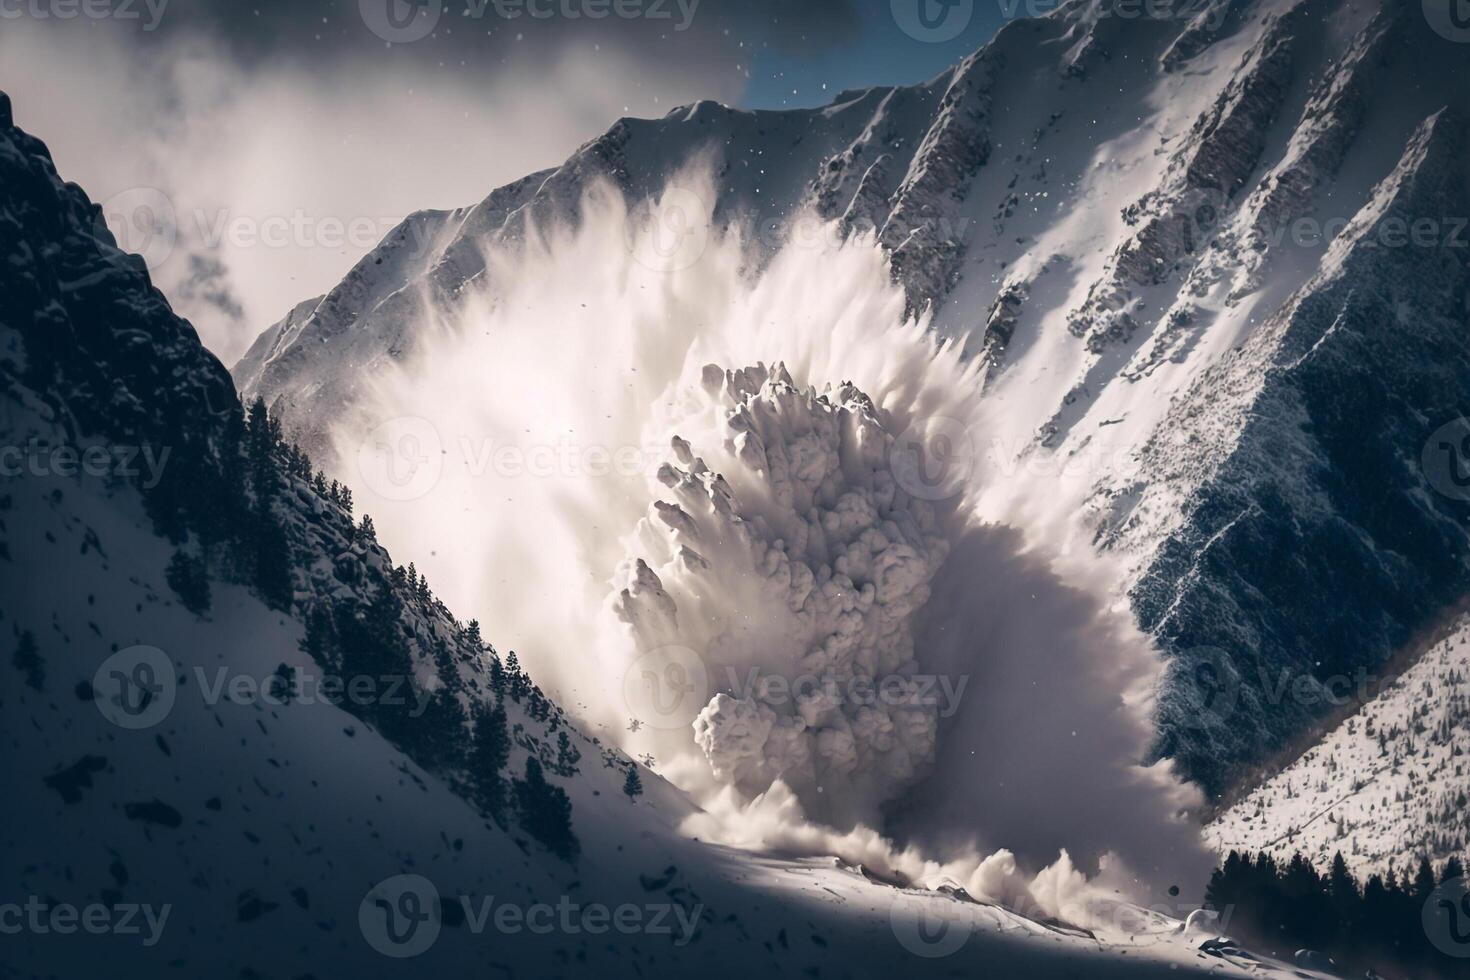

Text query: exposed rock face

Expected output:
[1130,109,1470,794]
[0,90,236,459]
[1161,0,1237,73]
[1069,4,1303,352]
[0,87,568,789]
[233,0,1470,810]
[877,43,999,312]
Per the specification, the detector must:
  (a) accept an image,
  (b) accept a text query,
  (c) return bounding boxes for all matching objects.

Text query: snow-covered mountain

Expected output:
[1208,612,1470,880]
[2,87,1331,979]
[235,0,1470,809]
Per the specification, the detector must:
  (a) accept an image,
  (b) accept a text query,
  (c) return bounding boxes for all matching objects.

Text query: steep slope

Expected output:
[1124,106,1470,793]
[1,90,1295,979]
[234,0,1470,807]
[1207,615,1470,879]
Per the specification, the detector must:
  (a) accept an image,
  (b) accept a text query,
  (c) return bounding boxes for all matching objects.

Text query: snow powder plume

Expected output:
[335,163,1212,919]
[615,361,960,825]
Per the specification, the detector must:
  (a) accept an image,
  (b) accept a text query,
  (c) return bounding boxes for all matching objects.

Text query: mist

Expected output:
[334,167,1213,923]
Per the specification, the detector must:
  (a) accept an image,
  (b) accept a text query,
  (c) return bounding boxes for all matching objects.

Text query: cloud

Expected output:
[332,172,1212,917]
[0,1,786,361]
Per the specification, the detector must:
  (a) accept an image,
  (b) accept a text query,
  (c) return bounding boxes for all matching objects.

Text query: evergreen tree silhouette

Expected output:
[512,756,578,860]
[471,700,511,822]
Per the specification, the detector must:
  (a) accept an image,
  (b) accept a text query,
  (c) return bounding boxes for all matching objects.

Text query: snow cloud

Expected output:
[336,166,1212,919]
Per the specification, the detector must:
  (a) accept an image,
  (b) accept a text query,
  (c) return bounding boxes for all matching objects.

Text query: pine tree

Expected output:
[471,700,511,820]
[552,731,581,777]
[513,756,578,860]
[251,510,294,610]
[166,548,211,614]
[505,650,528,702]
[409,684,468,772]
[622,766,643,800]
[300,603,340,672]
[1414,856,1439,903]
[488,651,506,694]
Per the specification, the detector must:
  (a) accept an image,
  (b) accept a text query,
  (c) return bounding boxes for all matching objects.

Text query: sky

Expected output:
[0,0,1029,362]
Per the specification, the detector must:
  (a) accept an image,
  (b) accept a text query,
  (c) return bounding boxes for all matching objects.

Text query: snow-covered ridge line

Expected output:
[235,0,1470,816]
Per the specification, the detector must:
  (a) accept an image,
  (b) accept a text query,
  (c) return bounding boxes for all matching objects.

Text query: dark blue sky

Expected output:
[740,0,1030,109]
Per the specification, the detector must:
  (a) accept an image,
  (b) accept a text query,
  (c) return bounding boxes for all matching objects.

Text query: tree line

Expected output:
[1206,849,1470,978]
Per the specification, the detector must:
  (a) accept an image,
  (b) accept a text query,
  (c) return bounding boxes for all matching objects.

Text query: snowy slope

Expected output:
[234,0,1470,804]
[5,467,1272,979]
[1207,614,1470,880]
[0,86,1327,979]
